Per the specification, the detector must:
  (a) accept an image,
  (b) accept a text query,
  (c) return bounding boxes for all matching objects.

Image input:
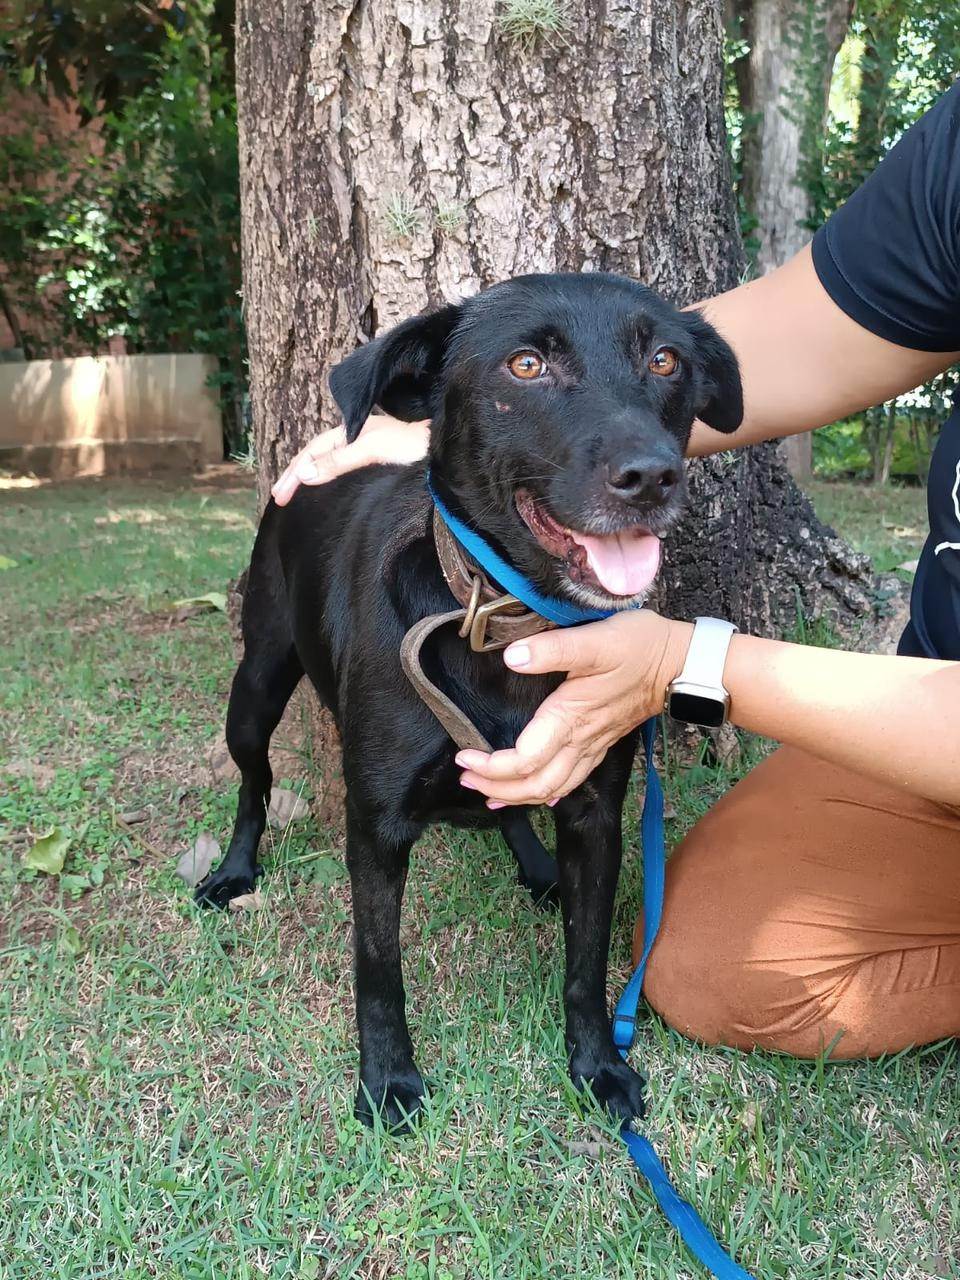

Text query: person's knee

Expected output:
[644,925,918,1059]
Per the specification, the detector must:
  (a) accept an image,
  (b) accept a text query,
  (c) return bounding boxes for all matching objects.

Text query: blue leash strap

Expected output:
[613,718,756,1280]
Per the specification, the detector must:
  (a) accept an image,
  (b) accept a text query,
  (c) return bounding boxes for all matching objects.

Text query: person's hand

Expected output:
[271,414,430,506]
[457,610,693,807]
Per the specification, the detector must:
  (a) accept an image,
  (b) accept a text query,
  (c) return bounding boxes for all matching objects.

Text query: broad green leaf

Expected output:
[23,827,70,874]
[171,592,227,613]
[311,854,347,886]
[0,555,17,571]
[60,874,92,896]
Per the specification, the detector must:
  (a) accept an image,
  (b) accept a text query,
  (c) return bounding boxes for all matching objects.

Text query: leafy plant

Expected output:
[383,192,423,240]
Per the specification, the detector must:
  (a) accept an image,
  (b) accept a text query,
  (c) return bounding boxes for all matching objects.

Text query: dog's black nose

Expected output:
[605,450,680,506]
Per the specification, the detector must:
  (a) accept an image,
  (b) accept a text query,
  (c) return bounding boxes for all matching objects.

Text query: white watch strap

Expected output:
[677,616,738,692]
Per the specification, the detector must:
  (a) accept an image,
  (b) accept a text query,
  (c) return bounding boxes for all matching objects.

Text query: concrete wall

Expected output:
[0,353,223,477]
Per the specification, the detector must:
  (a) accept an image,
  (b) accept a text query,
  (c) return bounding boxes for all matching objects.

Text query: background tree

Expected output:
[0,0,246,448]
[237,0,871,651]
[728,0,855,478]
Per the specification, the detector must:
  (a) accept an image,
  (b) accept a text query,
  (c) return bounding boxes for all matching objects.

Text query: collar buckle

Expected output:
[466,589,526,652]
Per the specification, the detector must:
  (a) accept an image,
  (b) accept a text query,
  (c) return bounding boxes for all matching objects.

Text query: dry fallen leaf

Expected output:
[175,832,221,887]
[739,1100,760,1131]
[228,890,264,912]
[119,807,149,824]
[267,786,310,828]
[208,735,238,783]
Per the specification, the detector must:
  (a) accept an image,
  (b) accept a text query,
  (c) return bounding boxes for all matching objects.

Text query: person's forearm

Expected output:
[720,632,960,805]
[684,245,959,458]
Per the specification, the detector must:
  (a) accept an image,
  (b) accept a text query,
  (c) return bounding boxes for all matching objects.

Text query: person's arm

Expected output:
[454,612,960,809]
[687,243,960,457]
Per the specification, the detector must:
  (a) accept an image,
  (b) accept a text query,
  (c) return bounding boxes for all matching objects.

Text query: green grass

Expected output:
[805,478,927,573]
[1,473,956,1279]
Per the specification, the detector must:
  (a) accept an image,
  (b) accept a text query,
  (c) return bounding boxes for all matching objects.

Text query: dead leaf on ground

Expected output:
[119,807,149,824]
[567,1140,603,1159]
[267,786,310,828]
[228,890,264,912]
[208,735,238,783]
[898,558,919,573]
[739,1100,760,1131]
[175,832,221,887]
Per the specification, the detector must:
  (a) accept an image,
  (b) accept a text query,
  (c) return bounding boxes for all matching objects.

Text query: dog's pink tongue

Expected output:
[571,528,662,596]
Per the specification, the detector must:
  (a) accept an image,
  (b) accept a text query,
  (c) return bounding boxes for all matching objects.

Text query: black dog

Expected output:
[198,273,742,1128]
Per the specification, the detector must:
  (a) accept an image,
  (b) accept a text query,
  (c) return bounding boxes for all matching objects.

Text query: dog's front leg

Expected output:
[345,809,424,1130]
[553,738,645,1123]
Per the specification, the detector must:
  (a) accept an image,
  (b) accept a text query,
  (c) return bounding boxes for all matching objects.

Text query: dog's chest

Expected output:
[400,691,538,829]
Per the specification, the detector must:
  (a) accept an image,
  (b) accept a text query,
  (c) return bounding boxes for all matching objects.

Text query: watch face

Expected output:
[669,690,726,729]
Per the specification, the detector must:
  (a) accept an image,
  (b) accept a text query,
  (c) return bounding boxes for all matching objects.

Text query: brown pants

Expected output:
[642,746,960,1059]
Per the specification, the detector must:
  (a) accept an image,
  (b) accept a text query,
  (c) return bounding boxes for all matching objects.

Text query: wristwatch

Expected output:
[665,617,738,728]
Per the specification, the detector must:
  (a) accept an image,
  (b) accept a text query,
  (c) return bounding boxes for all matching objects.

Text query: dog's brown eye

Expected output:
[648,347,679,377]
[507,351,545,380]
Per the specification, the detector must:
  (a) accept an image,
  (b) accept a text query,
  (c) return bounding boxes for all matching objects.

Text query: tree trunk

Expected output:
[236,0,873,796]
[732,0,853,479]
[734,0,853,274]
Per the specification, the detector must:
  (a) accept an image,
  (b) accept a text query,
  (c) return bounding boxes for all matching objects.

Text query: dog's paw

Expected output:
[355,1065,426,1132]
[194,864,260,910]
[571,1056,646,1123]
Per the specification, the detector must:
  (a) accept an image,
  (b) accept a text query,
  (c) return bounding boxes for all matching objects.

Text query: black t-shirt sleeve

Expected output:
[812,82,960,352]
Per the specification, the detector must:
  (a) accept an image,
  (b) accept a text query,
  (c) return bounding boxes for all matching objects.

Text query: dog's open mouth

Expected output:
[515,489,662,598]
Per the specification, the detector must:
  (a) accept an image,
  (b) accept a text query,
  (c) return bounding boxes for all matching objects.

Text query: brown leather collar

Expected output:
[432,509,557,653]
[399,506,556,752]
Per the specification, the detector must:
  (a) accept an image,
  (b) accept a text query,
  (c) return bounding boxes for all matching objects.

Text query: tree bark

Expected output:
[732,0,854,479]
[235,0,874,793]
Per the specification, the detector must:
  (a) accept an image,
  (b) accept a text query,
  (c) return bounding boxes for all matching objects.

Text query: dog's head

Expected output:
[330,273,742,609]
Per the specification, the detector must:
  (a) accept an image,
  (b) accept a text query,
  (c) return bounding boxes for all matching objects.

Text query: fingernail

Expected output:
[547,798,559,807]
[297,460,319,481]
[504,643,530,668]
[487,800,507,810]
[455,752,483,768]
[460,774,479,791]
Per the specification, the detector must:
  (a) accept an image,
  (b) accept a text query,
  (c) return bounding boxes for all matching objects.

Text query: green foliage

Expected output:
[725,0,960,479]
[0,2,246,451]
[809,2,960,226]
[0,2,189,116]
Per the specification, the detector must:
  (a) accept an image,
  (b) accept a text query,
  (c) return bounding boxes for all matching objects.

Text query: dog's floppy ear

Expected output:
[684,310,744,433]
[329,303,463,441]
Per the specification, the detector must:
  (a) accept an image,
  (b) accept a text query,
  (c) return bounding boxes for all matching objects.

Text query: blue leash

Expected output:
[614,718,756,1279]
[428,474,757,1278]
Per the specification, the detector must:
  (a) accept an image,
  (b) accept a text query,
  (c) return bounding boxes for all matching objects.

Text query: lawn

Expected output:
[805,477,927,574]
[0,471,955,1280]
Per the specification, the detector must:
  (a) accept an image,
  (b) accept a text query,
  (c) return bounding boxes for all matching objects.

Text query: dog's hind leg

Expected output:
[195,642,303,908]
[196,549,304,908]
[499,812,559,909]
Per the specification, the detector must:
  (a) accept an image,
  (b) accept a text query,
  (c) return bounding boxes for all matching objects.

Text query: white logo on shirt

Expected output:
[934,457,960,555]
